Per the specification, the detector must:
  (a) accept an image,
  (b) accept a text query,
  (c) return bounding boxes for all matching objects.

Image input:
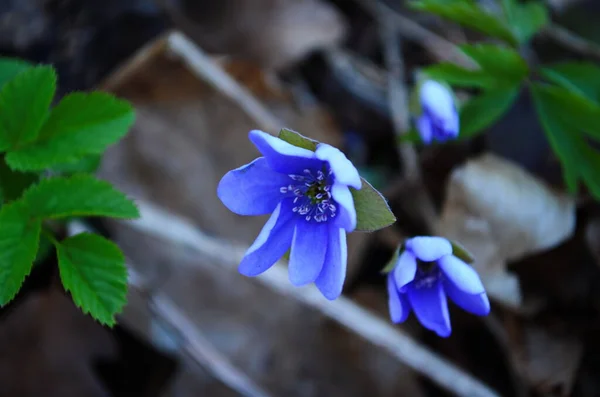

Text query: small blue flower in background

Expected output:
[416,80,460,144]
[387,236,490,337]
[218,130,362,300]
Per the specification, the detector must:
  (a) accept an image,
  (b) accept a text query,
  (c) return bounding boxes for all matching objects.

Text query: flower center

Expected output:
[280,168,336,223]
[412,260,441,289]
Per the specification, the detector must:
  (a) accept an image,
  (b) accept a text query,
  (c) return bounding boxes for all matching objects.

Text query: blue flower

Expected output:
[416,80,459,144]
[218,130,362,300]
[387,236,490,337]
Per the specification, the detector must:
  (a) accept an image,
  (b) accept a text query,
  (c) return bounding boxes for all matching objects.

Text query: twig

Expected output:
[120,200,500,397]
[68,221,273,397]
[544,24,600,61]
[166,31,282,133]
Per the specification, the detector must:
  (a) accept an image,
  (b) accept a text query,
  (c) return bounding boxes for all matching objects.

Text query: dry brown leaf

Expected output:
[437,153,576,310]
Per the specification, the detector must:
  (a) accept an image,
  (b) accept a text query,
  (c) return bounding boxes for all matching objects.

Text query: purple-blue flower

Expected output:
[416,80,459,144]
[387,236,490,337]
[218,130,362,300]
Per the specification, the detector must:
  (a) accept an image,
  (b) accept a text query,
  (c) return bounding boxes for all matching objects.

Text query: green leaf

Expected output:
[459,44,528,83]
[422,63,499,89]
[22,174,139,220]
[410,0,518,45]
[0,158,38,202]
[6,92,134,171]
[381,247,400,274]
[0,66,56,151]
[351,177,396,232]
[532,83,600,197]
[277,128,318,151]
[57,233,127,326]
[0,202,41,305]
[0,58,32,89]
[505,1,549,43]
[51,154,103,175]
[540,62,600,103]
[459,86,520,139]
[450,240,475,263]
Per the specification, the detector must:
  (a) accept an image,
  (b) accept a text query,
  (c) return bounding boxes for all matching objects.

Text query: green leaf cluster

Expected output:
[278,128,396,232]
[0,58,138,326]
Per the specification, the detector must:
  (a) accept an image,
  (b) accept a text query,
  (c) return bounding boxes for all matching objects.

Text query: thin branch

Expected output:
[166,31,282,133]
[544,24,600,61]
[120,200,501,397]
[68,221,273,397]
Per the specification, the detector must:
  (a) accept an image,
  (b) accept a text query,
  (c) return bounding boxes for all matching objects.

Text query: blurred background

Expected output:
[1,0,600,396]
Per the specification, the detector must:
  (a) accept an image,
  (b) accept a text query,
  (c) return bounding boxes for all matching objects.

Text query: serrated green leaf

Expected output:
[540,62,600,103]
[0,66,56,151]
[57,233,127,326]
[0,158,38,202]
[450,240,475,263]
[459,86,520,139]
[422,63,499,89]
[0,202,41,305]
[22,175,139,220]
[532,83,600,197]
[278,128,318,151]
[6,92,134,171]
[0,58,32,89]
[51,154,102,175]
[410,0,518,45]
[506,1,549,43]
[459,44,528,83]
[351,177,396,232]
[381,247,400,274]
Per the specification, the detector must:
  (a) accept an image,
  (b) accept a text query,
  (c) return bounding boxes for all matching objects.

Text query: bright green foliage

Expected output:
[540,62,600,103]
[57,233,127,326]
[459,87,520,139]
[532,83,600,197]
[422,63,499,90]
[6,92,134,171]
[0,66,56,150]
[502,0,549,44]
[0,59,138,326]
[21,175,139,220]
[0,202,41,304]
[277,128,396,232]
[410,0,518,45]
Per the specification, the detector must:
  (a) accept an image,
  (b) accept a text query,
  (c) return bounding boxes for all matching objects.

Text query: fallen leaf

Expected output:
[437,153,576,310]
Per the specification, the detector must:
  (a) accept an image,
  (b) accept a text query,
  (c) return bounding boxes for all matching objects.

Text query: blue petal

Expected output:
[438,255,485,294]
[331,183,357,232]
[249,130,322,174]
[315,144,362,189]
[288,220,328,286]
[393,250,417,290]
[443,279,490,316]
[417,115,433,144]
[407,282,452,337]
[217,157,291,215]
[387,275,411,323]
[405,236,452,262]
[239,201,296,276]
[315,226,347,300]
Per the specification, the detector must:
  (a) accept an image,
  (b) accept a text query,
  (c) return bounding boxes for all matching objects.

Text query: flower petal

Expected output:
[315,144,361,189]
[315,226,347,300]
[443,279,490,316]
[407,282,452,337]
[393,250,417,290]
[217,157,291,215]
[238,201,295,276]
[387,275,411,323]
[417,115,433,144]
[288,220,328,286]
[331,183,357,232]
[438,255,485,294]
[249,130,321,174]
[405,236,452,262]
